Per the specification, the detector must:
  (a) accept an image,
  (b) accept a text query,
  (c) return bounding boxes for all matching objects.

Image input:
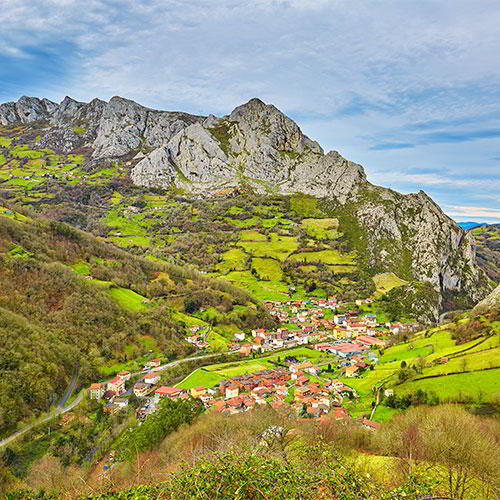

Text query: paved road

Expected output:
[58,363,80,409]
[0,352,219,448]
[0,390,85,449]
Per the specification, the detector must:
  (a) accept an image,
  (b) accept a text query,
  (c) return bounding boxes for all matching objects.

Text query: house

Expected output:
[144,372,161,385]
[107,376,125,395]
[356,336,386,348]
[117,370,131,381]
[155,386,185,399]
[296,376,309,386]
[114,397,129,408]
[239,344,253,356]
[384,389,394,397]
[134,383,150,398]
[225,385,240,399]
[345,365,359,377]
[89,383,106,400]
[147,358,161,369]
[234,332,245,341]
[191,386,206,398]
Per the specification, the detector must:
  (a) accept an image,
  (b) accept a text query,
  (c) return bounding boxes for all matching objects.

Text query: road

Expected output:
[0,390,85,449]
[0,352,220,448]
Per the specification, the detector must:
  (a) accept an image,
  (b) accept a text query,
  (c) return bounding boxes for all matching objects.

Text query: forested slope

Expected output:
[0,208,273,433]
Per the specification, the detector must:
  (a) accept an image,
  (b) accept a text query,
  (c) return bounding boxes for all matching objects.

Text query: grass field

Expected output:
[216,248,247,272]
[107,287,149,312]
[288,249,355,265]
[252,257,283,281]
[397,368,500,402]
[238,233,299,261]
[301,218,340,239]
[372,272,408,295]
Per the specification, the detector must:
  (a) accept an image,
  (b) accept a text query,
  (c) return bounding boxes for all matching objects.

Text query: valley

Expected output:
[0,96,499,499]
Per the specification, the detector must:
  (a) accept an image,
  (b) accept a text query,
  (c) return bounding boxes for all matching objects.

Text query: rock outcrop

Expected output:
[473,284,500,314]
[132,98,367,201]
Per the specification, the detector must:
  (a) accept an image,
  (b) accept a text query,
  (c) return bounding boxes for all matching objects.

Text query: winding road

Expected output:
[0,352,220,449]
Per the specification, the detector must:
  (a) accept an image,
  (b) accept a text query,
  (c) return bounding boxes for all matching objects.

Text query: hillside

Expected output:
[470,223,500,281]
[0,96,494,320]
[0,208,275,434]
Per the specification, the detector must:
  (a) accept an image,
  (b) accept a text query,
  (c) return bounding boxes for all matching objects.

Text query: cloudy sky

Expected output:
[1,0,499,222]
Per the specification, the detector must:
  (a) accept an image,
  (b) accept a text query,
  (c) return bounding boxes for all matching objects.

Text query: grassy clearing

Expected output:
[252,257,283,281]
[176,368,223,389]
[240,230,267,241]
[301,218,340,239]
[172,311,209,327]
[0,136,13,147]
[107,287,149,312]
[422,347,500,376]
[216,248,247,272]
[290,195,323,217]
[373,272,408,295]
[398,368,500,402]
[71,261,91,275]
[288,249,355,265]
[223,270,290,301]
[238,233,299,261]
[0,207,28,221]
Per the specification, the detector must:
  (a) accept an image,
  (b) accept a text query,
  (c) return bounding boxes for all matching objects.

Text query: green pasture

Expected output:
[107,287,149,312]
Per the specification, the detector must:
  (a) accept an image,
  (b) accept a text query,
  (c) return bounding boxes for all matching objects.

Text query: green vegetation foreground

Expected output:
[3,403,499,500]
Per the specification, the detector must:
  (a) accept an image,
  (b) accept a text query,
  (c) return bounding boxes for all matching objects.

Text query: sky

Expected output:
[1,0,499,222]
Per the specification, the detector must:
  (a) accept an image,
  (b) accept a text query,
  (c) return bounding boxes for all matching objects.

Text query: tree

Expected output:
[184,297,201,314]
[400,360,407,369]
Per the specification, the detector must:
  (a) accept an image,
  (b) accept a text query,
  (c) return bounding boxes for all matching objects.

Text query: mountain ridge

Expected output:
[0,94,494,318]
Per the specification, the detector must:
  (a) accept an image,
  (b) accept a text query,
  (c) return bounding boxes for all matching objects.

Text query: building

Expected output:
[191,386,206,398]
[239,344,252,356]
[155,386,185,399]
[134,383,151,397]
[146,358,161,369]
[144,372,161,385]
[89,383,106,400]
[107,376,125,395]
[225,385,240,399]
[117,370,131,381]
[356,336,386,348]
[345,365,359,377]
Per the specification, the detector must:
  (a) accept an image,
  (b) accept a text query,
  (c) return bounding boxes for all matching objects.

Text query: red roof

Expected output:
[156,386,183,396]
[110,376,123,385]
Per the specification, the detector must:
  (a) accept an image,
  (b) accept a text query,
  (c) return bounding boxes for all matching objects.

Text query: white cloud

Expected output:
[445,205,500,221]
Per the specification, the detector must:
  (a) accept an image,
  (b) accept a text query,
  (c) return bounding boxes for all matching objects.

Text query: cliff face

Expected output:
[0,95,493,315]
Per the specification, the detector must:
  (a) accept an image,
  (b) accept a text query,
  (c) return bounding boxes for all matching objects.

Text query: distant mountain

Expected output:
[0,95,495,319]
[457,222,488,230]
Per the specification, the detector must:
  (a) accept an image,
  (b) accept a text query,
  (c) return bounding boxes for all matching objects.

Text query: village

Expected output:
[87,296,418,431]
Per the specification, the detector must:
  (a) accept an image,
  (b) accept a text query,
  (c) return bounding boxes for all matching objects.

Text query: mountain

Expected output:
[457,221,488,230]
[0,95,494,320]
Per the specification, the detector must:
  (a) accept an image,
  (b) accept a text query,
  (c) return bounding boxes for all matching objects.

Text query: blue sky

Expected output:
[1,0,500,222]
